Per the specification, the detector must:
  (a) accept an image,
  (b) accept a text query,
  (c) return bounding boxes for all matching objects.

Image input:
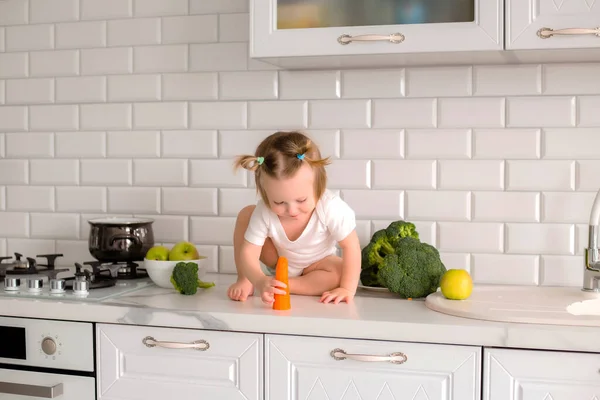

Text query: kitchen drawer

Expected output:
[265,334,481,400]
[484,347,600,399]
[97,323,263,400]
[0,368,94,400]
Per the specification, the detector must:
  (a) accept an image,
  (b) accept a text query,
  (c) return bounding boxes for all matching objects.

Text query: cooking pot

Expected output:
[88,217,154,263]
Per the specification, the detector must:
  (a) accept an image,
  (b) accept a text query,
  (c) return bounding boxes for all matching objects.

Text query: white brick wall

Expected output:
[0,0,595,286]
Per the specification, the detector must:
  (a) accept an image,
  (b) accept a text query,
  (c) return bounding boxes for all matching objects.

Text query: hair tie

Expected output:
[296,153,305,160]
[256,156,264,165]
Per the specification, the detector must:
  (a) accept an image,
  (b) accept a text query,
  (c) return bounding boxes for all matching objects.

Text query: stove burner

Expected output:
[0,253,67,278]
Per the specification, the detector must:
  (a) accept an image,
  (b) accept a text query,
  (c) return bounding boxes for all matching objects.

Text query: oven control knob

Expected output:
[41,337,57,355]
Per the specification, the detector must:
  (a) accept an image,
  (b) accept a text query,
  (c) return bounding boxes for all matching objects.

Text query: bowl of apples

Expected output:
[144,241,207,289]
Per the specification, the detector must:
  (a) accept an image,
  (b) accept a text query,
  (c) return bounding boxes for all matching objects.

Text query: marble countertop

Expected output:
[1,273,600,354]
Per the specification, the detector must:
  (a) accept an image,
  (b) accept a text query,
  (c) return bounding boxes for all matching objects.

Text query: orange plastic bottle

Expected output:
[273,256,291,310]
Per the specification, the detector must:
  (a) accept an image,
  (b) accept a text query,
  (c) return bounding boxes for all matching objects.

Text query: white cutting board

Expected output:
[425,285,600,327]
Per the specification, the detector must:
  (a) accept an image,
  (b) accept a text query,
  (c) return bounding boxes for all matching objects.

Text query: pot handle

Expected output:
[109,234,142,247]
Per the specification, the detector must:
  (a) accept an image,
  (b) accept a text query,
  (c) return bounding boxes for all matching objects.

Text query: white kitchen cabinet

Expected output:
[265,334,481,399]
[96,323,263,400]
[484,347,600,399]
[506,0,600,50]
[250,0,504,59]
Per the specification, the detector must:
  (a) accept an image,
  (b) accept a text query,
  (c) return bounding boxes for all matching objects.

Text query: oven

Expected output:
[0,316,95,399]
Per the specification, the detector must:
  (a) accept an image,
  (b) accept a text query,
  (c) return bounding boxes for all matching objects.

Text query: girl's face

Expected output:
[263,162,316,221]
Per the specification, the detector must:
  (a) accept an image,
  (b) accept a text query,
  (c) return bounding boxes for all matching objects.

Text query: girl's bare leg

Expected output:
[288,255,343,296]
[228,205,279,301]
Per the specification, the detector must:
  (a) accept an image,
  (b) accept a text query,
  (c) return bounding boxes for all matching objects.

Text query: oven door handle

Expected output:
[0,381,63,398]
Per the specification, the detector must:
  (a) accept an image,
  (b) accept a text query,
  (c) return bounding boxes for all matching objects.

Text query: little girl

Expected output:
[227,131,361,305]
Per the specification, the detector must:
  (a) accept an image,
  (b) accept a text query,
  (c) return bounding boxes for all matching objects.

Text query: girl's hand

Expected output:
[256,276,287,304]
[320,287,355,304]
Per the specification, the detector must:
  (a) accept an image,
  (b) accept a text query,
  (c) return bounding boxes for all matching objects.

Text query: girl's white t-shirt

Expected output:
[244,189,356,276]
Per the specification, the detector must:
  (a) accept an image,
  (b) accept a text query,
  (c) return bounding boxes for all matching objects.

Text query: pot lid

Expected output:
[88,217,154,225]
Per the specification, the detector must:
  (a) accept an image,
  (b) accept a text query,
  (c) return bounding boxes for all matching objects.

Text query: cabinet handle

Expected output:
[338,33,405,45]
[0,381,63,398]
[537,27,600,39]
[330,348,407,364]
[142,336,210,351]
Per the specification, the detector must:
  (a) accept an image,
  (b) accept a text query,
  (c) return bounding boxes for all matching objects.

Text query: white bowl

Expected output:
[144,258,207,289]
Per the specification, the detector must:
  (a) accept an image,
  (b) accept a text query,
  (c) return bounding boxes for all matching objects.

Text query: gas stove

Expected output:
[0,253,153,302]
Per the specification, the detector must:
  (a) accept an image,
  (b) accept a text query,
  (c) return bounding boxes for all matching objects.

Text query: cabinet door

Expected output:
[507,0,600,49]
[266,334,481,400]
[250,0,503,58]
[97,324,263,400]
[484,348,600,399]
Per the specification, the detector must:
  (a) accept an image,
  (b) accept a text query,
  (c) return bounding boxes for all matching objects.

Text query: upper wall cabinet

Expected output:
[250,0,504,59]
[507,0,600,50]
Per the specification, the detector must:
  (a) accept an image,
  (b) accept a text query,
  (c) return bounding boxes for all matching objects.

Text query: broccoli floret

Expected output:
[377,237,446,298]
[385,220,419,247]
[170,262,215,295]
[360,264,380,287]
[361,229,395,267]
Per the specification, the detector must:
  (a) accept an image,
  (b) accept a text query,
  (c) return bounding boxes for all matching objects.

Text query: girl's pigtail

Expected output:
[233,154,263,172]
[301,140,331,168]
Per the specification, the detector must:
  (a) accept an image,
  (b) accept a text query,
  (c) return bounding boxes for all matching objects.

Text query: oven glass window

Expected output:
[0,327,26,360]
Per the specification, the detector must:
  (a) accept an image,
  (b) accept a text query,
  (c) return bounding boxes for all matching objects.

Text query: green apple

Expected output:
[146,245,170,261]
[169,241,200,261]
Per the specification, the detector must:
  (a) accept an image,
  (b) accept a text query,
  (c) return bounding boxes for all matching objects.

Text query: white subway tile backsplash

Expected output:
[0,106,27,131]
[134,102,187,129]
[163,15,218,44]
[438,222,503,253]
[248,101,306,129]
[6,24,54,52]
[190,159,246,187]
[220,71,277,100]
[280,71,340,100]
[542,192,595,223]
[81,48,132,75]
[81,160,132,186]
[190,43,247,72]
[163,188,218,215]
[544,63,600,95]
[439,98,505,128]
[0,29,4,52]
[219,13,249,42]
[190,0,248,14]
[577,161,600,191]
[440,253,470,272]
[342,69,404,99]
[56,76,106,103]
[373,98,435,128]
[55,240,91,267]
[56,187,106,212]
[473,129,540,159]
[0,160,28,184]
[544,128,600,159]
[138,214,188,242]
[133,159,188,186]
[473,65,541,96]
[507,160,575,191]
[81,0,132,20]
[326,160,370,189]
[473,192,540,222]
[6,186,54,211]
[341,130,402,159]
[30,159,78,185]
[0,0,28,26]
[406,66,471,97]
[108,74,160,102]
[30,0,78,23]
[218,188,257,216]
[191,101,247,129]
[30,105,78,131]
[6,132,53,158]
[218,130,271,157]
[134,0,188,17]
[541,255,582,287]
[0,212,28,237]
[506,223,574,255]
[372,160,435,189]
[108,18,160,47]
[6,78,54,104]
[30,50,78,77]
[0,53,28,79]
[55,132,106,158]
[162,73,216,101]
[107,131,159,158]
[577,96,600,127]
[108,187,160,213]
[439,160,504,190]
[341,190,403,219]
[31,213,79,239]
[190,216,236,245]
[406,191,470,221]
[81,104,132,130]
[162,130,217,158]
[56,21,106,49]
[134,45,188,73]
[406,129,470,159]
[7,239,56,258]
[471,254,539,285]
[310,100,370,129]
[507,96,576,127]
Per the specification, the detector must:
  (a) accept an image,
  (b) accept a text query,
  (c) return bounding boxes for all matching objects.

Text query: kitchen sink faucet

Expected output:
[584,189,600,291]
